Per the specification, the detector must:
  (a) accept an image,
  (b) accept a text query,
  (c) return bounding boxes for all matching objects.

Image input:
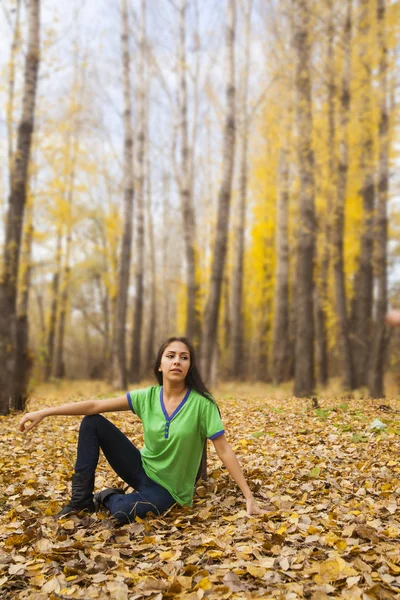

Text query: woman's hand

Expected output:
[19,411,45,433]
[246,496,266,516]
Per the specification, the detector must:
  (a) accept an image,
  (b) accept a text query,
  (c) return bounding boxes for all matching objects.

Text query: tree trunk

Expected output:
[161,172,171,341]
[13,198,34,410]
[352,0,375,388]
[0,0,40,415]
[145,116,156,375]
[54,228,71,379]
[130,0,146,383]
[178,0,201,345]
[230,0,252,379]
[7,0,22,188]
[200,0,236,382]
[314,286,328,386]
[111,0,135,390]
[333,0,355,390]
[314,0,338,388]
[368,0,389,398]
[272,144,291,384]
[44,228,62,380]
[293,0,316,398]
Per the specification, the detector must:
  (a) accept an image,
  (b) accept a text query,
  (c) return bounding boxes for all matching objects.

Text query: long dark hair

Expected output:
[154,337,214,402]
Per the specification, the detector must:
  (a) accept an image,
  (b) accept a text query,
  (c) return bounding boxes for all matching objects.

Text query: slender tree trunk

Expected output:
[111,0,134,390]
[258,266,272,382]
[333,0,355,390]
[314,285,328,385]
[44,228,62,380]
[369,0,389,398]
[178,0,200,345]
[13,197,34,410]
[293,0,316,398]
[0,0,40,415]
[200,0,236,381]
[272,144,291,384]
[315,0,338,388]
[130,0,146,383]
[230,0,252,379]
[223,275,231,377]
[352,0,375,387]
[7,0,22,188]
[145,116,156,374]
[161,172,171,341]
[54,227,71,379]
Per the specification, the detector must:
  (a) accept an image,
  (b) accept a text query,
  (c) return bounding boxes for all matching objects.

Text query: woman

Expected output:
[19,337,263,523]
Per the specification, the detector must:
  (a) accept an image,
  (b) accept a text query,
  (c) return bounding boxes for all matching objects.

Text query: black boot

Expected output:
[58,472,95,517]
[94,487,125,509]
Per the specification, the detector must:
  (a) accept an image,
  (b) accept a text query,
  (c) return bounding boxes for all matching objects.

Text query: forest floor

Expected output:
[1,379,400,599]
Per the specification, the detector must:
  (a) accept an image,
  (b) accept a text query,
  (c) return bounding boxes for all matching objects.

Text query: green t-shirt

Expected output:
[126,385,224,505]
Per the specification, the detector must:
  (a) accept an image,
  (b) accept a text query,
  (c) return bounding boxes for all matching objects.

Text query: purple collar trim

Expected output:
[160,387,191,421]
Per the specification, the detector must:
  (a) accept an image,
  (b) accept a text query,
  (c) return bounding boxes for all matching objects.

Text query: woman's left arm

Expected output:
[212,434,264,515]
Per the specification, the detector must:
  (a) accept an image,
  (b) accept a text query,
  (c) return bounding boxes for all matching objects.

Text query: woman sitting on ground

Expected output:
[19,337,264,523]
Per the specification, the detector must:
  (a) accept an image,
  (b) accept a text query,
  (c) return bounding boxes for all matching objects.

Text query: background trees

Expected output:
[0,0,399,413]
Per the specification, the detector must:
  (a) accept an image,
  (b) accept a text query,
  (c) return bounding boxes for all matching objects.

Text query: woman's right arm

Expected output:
[19,395,129,433]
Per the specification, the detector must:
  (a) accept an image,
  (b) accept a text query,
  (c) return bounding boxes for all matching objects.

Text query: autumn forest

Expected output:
[2,2,400,598]
[0,0,400,408]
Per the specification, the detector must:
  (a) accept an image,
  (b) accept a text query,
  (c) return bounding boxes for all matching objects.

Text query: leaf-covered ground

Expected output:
[1,380,400,599]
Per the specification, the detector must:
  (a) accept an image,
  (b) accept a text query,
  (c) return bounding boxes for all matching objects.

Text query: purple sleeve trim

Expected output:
[209,429,225,440]
[126,392,135,414]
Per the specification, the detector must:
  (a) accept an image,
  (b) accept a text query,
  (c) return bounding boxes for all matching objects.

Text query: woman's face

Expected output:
[159,341,191,383]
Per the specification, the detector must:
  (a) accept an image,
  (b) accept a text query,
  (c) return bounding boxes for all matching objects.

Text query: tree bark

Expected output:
[111,0,135,390]
[145,113,156,375]
[54,227,71,379]
[13,197,34,410]
[7,0,22,188]
[44,228,62,380]
[272,144,291,384]
[368,0,389,398]
[352,0,375,387]
[0,0,40,415]
[130,0,146,383]
[292,0,316,398]
[230,0,252,379]
[161,172,171,341]
[200,0,236,381]
[315,0,337,388]
[178,0,201,345]
[333,0,355,390]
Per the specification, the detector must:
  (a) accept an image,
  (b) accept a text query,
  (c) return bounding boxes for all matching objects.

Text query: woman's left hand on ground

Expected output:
[246,496,266,515]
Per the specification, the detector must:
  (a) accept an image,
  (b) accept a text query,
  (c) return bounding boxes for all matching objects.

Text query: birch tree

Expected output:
[333,0,355,390]
[369,0,389,398]
[0,0,40,415]
[230,0,252,379]
[272,142,291,384]
[292,0,316,398]
[111,0,134,390]
[130,0,146,383]
[200,0,236,381]
[352,0,375,387]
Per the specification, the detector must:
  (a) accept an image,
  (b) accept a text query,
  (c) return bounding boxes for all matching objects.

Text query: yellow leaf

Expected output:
[314,559,340,583]
[195,577,212,591]
[277,525,287,535]
[223,510,248,522]
[159,550,174,561]
[60,520,75,530]
[384,526,399,538]
[247,565,266,578]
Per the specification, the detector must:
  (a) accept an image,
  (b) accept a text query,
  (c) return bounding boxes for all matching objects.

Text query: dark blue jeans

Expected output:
[75,414,176,523]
